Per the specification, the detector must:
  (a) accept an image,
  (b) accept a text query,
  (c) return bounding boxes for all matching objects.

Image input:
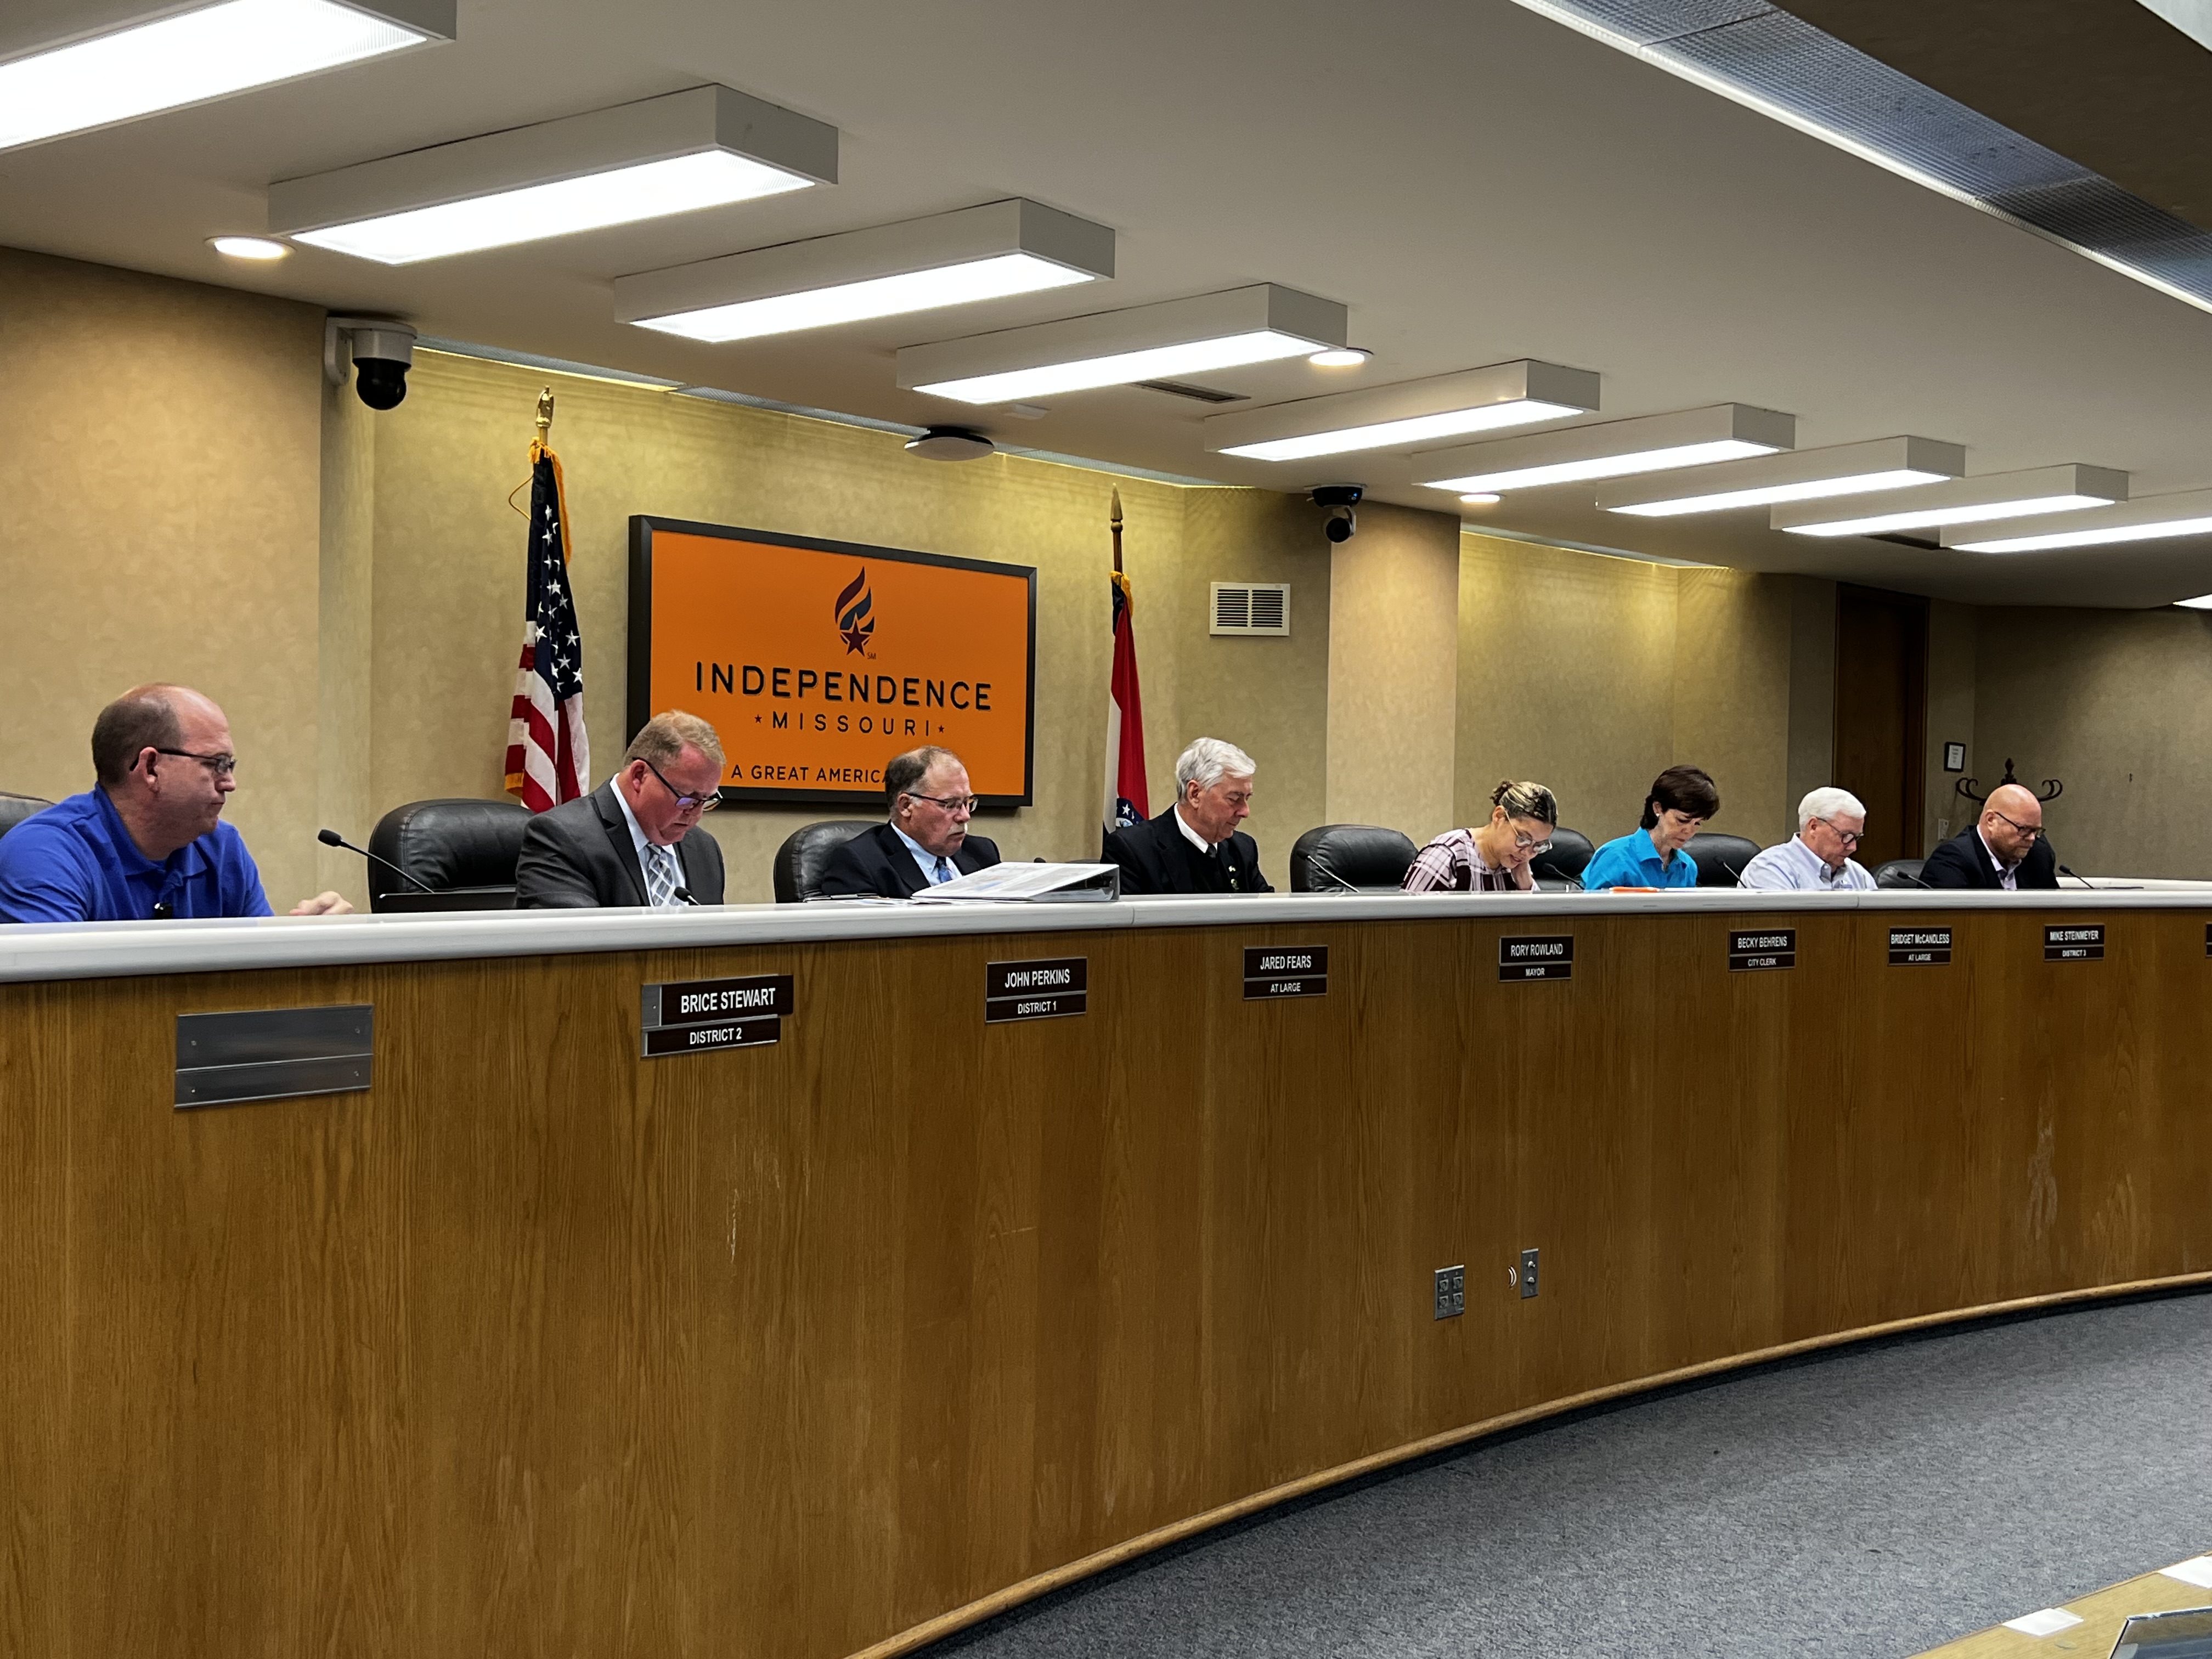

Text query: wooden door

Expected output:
[1832,584,1928,867]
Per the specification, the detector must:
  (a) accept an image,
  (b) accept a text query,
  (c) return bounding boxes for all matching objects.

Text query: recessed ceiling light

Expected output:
[1598,437,1965,517]
[898,285,1345,404]
[1945,488,2212,553]
[1414,404,1795,493]
[1773,464,2129,537]
[268,84,834,265]
[1308,347,1371,368]
[617,200,1111,343]
[1459,492,1501,505]
[0,0,451,153]
[1205,361,1599,463]
[208,234,290,260]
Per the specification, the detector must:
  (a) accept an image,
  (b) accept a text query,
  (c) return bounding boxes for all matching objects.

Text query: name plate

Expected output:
[2045,924,2104,961]
[1728,929,1797,972]
[1245,945,1328,999]
[986,957,1087,1022]
[639,973,794,1058]
[1499,935,1574,981]
[1888,927,1953,966]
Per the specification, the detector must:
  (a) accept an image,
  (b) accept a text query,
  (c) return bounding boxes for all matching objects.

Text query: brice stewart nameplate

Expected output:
[986,957,1087,1023]
[639,974,793,1058]
[2045,923,2105,962]
[644,974,795,1029]
[1888,927,1954,966]
[1499,935,1574,981]
[1244,945,1328,1000]
[1728,929,1797,972]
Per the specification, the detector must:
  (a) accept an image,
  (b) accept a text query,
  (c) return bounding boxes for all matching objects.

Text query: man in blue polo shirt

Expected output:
[0,683,350,923]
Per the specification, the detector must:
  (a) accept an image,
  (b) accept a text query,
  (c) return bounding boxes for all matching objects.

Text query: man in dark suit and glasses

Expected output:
[515,710,729,906]
[1921,782,2059,890]
[1105,736,1273,895]
[819,746,1002,899]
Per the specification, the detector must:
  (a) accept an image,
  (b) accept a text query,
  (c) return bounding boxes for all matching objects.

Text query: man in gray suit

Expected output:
[516,710,728,907]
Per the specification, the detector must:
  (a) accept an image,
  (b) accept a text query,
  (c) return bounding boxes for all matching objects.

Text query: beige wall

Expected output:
[1925,599,1977,851]
[0,247,329,909]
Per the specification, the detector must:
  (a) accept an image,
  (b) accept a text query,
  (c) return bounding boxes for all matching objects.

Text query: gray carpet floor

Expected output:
[928,1292,2212,1658]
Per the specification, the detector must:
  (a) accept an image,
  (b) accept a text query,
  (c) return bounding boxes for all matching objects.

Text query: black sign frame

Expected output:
[1728,929,1798,972]
[2044,924,2105,962]
[986,957,1088,1023]
[1244,945,1329,1000]
[1498,935,1575,981]
[1887,927,1954,966]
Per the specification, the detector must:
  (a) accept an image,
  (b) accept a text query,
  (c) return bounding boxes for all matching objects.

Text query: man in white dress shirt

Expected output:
[1737,787,1877,892]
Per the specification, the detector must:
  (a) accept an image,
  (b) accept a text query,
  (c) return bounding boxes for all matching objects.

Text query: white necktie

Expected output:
[646,843,679,906]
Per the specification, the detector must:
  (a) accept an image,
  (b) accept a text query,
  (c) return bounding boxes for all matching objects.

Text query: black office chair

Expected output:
[1685,832,1761,888]
[1529,827,1593,893]
[365,797,532,911]
[1875,858,1927,889]
[0,792,53,844]
[1289,824,1418,892]
[773,820,878,902]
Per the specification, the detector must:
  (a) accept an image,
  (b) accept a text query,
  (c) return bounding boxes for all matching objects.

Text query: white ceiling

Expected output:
[7,0,2212,606]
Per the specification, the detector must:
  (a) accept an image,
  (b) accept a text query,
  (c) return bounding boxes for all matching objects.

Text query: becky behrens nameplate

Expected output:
[986,958,1087,1022]
[1728,929,1797,971]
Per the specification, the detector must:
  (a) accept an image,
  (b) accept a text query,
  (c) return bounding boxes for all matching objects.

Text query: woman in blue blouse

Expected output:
[1579,765,1719,890]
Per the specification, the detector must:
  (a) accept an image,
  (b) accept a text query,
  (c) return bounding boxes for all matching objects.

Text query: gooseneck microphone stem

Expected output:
[2058,864,2095,890]
[317,827,436,894]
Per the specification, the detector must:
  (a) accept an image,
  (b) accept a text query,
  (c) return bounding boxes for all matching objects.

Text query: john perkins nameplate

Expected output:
[1499,936,1574,981]
[2045,924,2104,961]
[1244,945,1328,998]
[986,957,1087,1022]
[1728,929,1797,972]
[639,973,794,1057]
[1888,927,1953,966]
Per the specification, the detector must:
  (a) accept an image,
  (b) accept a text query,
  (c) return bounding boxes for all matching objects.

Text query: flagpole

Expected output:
[1110,487,1123,575]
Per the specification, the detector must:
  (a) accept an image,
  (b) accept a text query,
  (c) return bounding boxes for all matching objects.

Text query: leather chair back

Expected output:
[1529,827,1593,892]
[1875,858,1927,889]
[1685,832,1761,888]
[0,792,53,844]
[1290,824,1418,892]
[774,820,879,902]
[366,798,532,912]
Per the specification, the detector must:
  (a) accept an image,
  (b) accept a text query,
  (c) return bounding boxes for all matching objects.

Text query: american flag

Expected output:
[503,444,589,809]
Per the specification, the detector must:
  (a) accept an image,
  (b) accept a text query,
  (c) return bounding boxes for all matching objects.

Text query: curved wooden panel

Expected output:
[3,904,2209,1657]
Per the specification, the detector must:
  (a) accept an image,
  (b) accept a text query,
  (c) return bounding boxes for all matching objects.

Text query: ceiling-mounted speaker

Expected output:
[904,426,995,462]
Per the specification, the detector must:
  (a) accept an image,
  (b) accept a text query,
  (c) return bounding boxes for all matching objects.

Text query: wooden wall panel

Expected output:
[3,907,2209,1659]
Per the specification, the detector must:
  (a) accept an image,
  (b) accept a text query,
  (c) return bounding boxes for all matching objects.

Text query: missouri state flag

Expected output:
[503,442,590,810]
[1104,566,1148,834]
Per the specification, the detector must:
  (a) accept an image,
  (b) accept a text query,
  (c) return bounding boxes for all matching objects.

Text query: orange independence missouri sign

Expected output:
[629,518,1036,805]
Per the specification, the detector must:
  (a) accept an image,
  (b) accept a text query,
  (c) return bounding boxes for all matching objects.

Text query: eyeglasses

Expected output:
[153,747,236,778]
[642,758,719,812]
[1989,808,2044,842]
[905,791,979,814]
[1511,827,1554,855]
[1814,817,1863,847]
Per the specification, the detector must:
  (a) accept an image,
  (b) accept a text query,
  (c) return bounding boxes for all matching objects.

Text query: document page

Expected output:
[911,862,1119,901]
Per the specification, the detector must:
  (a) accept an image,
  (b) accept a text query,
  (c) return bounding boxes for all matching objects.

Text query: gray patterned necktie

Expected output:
[646,842,678,907]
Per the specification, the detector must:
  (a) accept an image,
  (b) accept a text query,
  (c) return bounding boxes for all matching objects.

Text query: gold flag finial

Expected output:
[1109,487,1125,574]
[533,387,555,448]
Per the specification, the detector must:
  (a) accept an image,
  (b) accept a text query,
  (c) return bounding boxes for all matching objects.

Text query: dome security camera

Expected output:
[324,316,419,411]
[1311,483,1364,544]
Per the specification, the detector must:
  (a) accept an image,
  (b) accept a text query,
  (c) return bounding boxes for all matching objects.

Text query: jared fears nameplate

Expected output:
[1244,945,1329,1000]
[986,957,1088,1022]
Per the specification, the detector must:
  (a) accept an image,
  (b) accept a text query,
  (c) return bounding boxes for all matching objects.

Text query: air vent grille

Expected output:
[1210,582,1290,636]
[1139,379,1248,404]
[1521,0,2212,308]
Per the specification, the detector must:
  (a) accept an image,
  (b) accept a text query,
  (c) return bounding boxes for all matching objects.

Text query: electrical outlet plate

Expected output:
[1434,1264,1465,1319]
[1519,1247,1540,1299]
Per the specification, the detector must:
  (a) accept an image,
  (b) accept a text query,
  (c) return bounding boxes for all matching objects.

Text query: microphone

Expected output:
[1896,867,1932,888]
[317,827,435,894]
[1312,862,1361,894]
[1720,860,1744,885]
[672,885,705,907]
[2057,864,2112,890]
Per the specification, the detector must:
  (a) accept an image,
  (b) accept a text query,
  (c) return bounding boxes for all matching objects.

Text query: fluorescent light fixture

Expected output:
[1946,488,2212,553]
[1204,361,1599,463]
[2174,593,2212,609]
[1414,404,1794,494]
[1598,437,1965,517]
[0,0,449,152]
[269,84,836,264]
[1773,464,2129,537]
[899,285,1345,405]
[616,199,1111,343]
[208,234,290,259]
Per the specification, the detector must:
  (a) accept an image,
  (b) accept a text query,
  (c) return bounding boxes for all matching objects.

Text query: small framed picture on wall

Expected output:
[1943,742,1966,771]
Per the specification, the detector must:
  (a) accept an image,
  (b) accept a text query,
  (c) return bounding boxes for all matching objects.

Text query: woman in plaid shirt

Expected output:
[1401,780,1558,893]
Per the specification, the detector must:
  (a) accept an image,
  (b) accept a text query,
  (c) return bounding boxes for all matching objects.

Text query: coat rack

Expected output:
[1955,758,2062,805]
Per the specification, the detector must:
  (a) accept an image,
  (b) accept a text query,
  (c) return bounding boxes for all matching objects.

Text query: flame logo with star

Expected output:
[834,567,875,655]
